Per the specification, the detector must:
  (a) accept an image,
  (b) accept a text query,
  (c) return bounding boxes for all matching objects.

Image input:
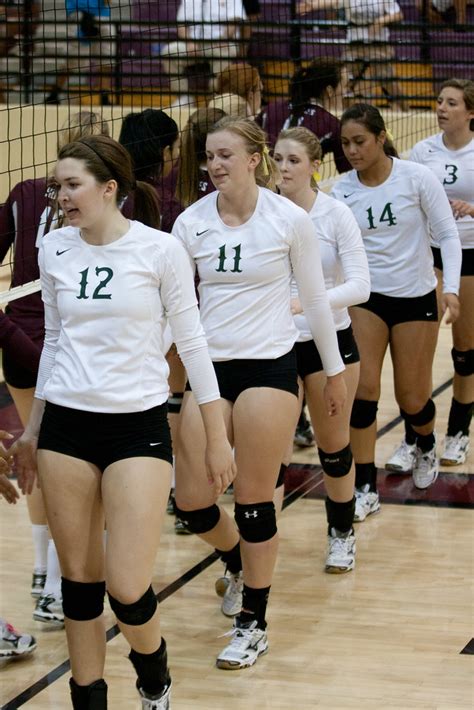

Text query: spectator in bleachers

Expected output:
[298,0,407,111]
[118,109,182,233]
[175,107,226,208]
[258,58,352,173]
[0,0,40,102]
[418,0,467,28]
[160,0,247,106]
[208,92,251,117]
[215,62,263,118]
[45,0,115,105]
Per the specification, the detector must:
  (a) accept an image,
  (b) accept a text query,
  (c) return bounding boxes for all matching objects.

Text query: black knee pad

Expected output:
[350,399,378,429]
[174,503,220,534]
[108,585,157,626]
[400,399,435,427]
[234,501,277,543]
[62,578,106,621]
[276,464,287,488]
[318,444,353,478]
[168,392,184,414]
[452,348,474,377]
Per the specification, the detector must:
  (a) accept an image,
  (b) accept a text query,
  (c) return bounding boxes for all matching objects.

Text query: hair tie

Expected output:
[261,146,270,176]
[385,129,394,141]
[312,170,321,182]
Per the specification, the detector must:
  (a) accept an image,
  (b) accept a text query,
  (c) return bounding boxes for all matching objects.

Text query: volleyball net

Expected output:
[0,0,472,301]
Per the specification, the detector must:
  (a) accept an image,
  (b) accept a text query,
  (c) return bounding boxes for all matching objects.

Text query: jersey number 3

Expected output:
[77,267,114,300]
[366,203,397,230]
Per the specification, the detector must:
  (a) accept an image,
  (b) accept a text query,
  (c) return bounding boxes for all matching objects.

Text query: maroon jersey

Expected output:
[258,100,352,174]
[0,178,53,371]
[121,179,183,233]
[163,163,217,211]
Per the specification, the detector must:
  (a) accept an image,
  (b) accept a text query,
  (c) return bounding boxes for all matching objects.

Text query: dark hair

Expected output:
[289,58,342,125]
[119,109,179,182]
[340,103,399,158]
[58,135,161,228]
[439,78,474,131]
[176,107,226,207]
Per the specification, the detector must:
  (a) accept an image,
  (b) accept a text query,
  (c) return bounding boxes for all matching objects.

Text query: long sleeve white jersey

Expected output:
[35,221,220,412]
[172,188,344,375]
[331,158,461,296]
[410,133,474,250]
[292,191,370,341]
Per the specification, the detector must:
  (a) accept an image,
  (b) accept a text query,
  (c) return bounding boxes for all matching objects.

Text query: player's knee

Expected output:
[350,399,378,429]
[234,501,277,543]
[400,398,435,427]
[174,503,220,534]
[62,578,106,621]
[319,444,353,478]
[452,348,474,377]
[108,585,157,626]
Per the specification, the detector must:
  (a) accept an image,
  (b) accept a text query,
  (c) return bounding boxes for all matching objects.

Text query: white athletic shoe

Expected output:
[440,432,470,466]
[325,528,356,574]
[385,439,417,473]
[216,620,268,670]
[354,484,380,522]
[0,619,37,658]
[412,443,439,489]
[33,594,64,626]
[221,571,243,617]
[138,682,171,709]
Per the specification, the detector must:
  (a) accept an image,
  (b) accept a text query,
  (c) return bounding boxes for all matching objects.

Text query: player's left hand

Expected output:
[324,372,347,417]
[441,292,460,324]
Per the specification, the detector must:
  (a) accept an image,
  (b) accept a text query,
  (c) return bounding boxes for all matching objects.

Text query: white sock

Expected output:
[43,539,62,598]
[31,524,49,572]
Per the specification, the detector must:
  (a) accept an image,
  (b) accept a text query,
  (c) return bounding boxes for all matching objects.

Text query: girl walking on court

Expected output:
[274,127,370,573]
[332,104,461,523]
[12,134,235,709]
[172,117,346,670]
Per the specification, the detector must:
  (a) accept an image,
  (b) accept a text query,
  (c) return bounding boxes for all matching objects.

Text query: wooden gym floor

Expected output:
[0,322,472,709]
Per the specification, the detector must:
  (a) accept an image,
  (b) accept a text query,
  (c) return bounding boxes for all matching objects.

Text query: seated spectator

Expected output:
[208,92,251,116]
[215,62,263,118]
[417,0,467,28]
[258,58,352,173]
[298,0,407,110]
[160,0,247,104]
[0,0,40,102]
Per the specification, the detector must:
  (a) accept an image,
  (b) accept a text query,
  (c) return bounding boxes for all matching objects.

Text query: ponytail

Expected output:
[132,180,161,229]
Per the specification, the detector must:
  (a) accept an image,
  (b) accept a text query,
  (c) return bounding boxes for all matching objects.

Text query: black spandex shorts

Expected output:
[186,348,298,403]
[354,290,438,329]
[38,401,173,471]
[2,349,37,389]
[432,246,474,276]
[295,325,359,380]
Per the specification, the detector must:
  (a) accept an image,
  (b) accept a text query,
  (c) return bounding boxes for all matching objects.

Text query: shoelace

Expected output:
[329,536,350,555]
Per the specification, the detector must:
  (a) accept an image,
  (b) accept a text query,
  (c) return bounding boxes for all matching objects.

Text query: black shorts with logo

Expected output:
[432,246,474,277]
[38,401,173,471]
[354,290,438,329]
[295,325,359,380]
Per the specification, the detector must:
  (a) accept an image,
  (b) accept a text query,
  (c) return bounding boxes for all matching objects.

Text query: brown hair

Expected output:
[439,78,474,130]
[57,135,161,228]
[207,93,250,118]
[176,107,226,207]
[215,63,261,101]
[276,127,322,188]
[208,116,280,190]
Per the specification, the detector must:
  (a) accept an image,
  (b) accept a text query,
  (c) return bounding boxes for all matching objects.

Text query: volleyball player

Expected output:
[406,79,472,467]
[274,127,370,572]
[172,117,346,669]
[0,112,109,625]
[12,134,235,709]
[332,104,461,522]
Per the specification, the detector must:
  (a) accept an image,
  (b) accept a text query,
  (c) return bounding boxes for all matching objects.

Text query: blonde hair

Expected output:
[176,107,226,207]
[208,116,280,190]
[57,111,110,150]
[277,127,322,188]
[208,93,250,118]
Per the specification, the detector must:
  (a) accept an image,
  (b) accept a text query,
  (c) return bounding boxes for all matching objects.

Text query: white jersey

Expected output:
[173,188,344,375]
[331,158,461,297]
[176,0,247,41]
[292,191,370,340]
[35,221,220,412]
[340,0,401,43]
[410,133,474,250]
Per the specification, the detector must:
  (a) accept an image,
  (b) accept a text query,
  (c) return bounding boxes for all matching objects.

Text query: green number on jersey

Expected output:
[76,266,114,299]
[366,202,397,230]
[215,244,243,273]
[443,164,458,185]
